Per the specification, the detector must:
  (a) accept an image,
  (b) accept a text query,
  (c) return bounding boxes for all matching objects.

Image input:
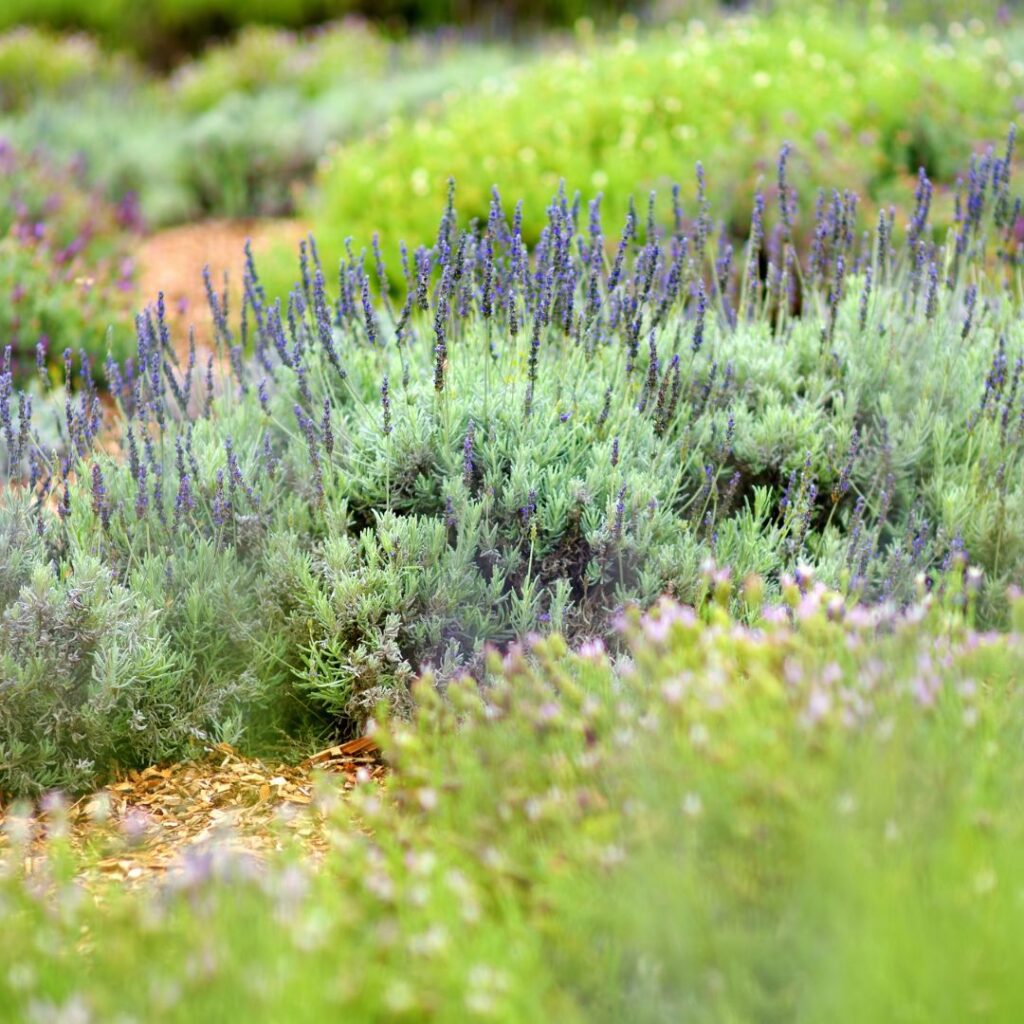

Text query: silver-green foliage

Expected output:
[1,137,1023,793]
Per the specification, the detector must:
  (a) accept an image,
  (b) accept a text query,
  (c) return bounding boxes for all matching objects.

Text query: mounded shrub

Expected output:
[1,135,1022,793]
[0,0,633,64]
[312,12,1023,254]
[0,22,514,226]
[0,27,134,112]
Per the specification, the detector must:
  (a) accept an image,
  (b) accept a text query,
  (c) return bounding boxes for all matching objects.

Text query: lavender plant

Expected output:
[2,133,1024,793]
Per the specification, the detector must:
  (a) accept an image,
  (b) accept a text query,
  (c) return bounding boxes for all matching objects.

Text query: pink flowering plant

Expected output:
[0,576,1022,1020]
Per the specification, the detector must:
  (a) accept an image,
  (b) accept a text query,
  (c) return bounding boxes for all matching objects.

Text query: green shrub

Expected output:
[0,27,136,112]
[311,12,1023,252]
[1,83,231,226]
[0,0,346,65]
[0,0,634,62]
[167,21,390,113]
[0,23,514,226]
[7,8,1018,238]
[1,132,1022,793]
[0,498,217,795]
[0,442,298,796]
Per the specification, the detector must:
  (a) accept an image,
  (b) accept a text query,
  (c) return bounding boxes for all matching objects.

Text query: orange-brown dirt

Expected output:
[136,218,309,349]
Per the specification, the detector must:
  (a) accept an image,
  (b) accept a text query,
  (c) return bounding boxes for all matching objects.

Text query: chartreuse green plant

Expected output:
[1,583,1023,1020]
[311,10,1024,253]
[1,134,1023,794]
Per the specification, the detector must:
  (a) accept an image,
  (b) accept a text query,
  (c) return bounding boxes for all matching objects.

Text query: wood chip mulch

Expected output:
[0,738,385,888]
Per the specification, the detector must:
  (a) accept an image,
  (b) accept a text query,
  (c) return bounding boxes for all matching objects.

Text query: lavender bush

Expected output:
[1,134,1023,793]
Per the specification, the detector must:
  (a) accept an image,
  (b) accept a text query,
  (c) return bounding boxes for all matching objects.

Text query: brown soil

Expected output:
[136,218,309,348]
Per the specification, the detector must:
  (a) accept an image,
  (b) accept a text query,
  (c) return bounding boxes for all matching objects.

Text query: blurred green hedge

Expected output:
[308,11,1024,259]
[1,1,1017,66]
[0,0,635,64]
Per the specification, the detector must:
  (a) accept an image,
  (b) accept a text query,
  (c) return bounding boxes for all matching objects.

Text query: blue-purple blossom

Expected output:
[321,398,335,457]
[91,462,110,529]
[692,282,707,354]
[612,485,627,540]
[777,142,794,240]
[294,405,324,502]
[462,418,475,487]
[380,376,392,437]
